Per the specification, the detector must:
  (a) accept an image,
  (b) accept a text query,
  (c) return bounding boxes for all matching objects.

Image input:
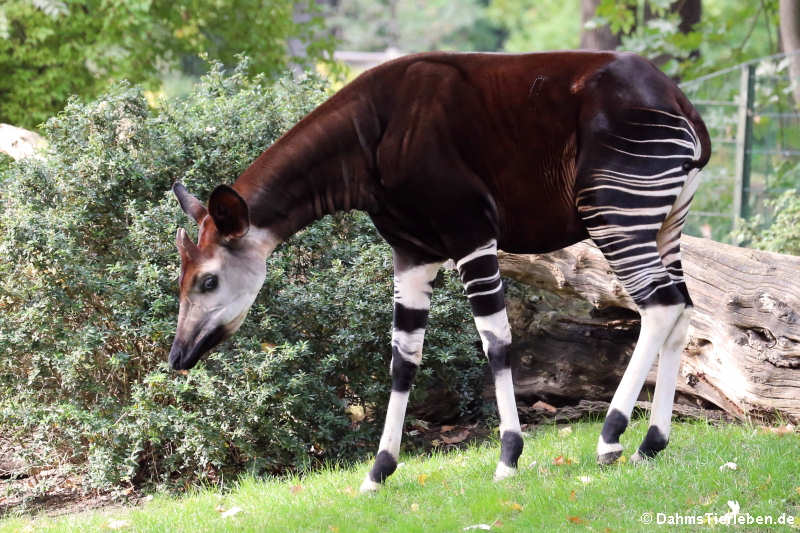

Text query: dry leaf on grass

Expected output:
[567,516,588,525]
[410,503,420,512]
[553,455,578,465]
[719,500,740,524]
[569,490,577,501]
[219,506,243,518]
[338,486,356,497]
[417,473,428,486]
[328,526,339,532]
[290,484,303,494]
[699,492,718,506]
[759,424,795,435]
[502,500,523,511]
[442,430,470,444]
[345,405,365,423]
[558,426,573,437]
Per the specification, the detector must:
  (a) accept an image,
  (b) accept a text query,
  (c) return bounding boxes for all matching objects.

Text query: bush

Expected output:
[732,190,800,256]
[0,59,484,489]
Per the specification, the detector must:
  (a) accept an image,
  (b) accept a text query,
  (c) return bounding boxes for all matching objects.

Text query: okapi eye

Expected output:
[201,275,218,292]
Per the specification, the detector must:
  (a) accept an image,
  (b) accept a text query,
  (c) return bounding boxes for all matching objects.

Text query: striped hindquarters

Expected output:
[576,108,704,307]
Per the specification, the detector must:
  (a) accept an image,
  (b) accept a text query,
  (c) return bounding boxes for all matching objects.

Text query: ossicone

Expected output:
[208,184,250,240]
[175,227,200,261]
[173,181,208,223]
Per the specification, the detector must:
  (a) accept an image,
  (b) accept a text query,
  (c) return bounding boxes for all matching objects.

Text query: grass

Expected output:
[2,418,799,532]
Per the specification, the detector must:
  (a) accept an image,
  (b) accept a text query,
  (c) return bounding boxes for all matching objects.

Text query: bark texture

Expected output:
[499,235,800,422]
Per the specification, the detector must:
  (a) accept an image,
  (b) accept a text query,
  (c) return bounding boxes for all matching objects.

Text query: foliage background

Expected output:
[0,0,336,129]
[0,61,485,489]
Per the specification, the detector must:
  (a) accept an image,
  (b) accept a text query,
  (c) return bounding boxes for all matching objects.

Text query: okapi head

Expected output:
[169,182,269,370]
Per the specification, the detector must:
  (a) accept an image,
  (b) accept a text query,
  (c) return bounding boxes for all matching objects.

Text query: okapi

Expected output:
[169,51,710,492]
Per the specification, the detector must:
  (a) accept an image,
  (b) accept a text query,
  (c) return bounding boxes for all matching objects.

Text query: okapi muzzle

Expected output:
[169,182,268,371]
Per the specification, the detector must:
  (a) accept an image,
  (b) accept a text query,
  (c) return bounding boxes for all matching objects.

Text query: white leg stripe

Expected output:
[473,308,512,351]
[455,240,497,269]
[467,283,504,299]
[392,328,425,365]
[494,368,521,434]
[378,390,410,459]
[649,309,690,438]
[394,263,440,309]
[607,304,684,419]
[464,271,501,290]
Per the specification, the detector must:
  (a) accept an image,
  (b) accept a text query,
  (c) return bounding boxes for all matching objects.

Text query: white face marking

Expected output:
[176,243,268,357]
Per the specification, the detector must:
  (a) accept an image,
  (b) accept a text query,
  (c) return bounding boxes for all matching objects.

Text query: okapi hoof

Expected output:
[493,462,517,482]
[597,449,623,465]
[630,450,648,464]
[359,475,381,493]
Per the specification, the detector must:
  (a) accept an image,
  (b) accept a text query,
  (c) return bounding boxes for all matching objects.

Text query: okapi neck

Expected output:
[233,90,381,242]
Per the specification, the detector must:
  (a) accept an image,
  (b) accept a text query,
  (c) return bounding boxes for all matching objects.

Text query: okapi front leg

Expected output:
[360,259,440,493]
[457,241,523,481]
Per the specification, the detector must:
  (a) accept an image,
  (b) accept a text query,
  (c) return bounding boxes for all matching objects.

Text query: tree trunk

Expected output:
[780,0,800,107]
[580,0,621,50]
[498,235,800,423]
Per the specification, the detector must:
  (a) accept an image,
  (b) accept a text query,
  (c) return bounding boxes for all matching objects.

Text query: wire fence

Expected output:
[680,51,800,242]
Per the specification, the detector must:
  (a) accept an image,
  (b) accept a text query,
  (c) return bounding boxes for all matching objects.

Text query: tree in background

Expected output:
[0,0,336,129]
[588,0,780,79]
[326,0,505,53]
[780,0,800,107]
[486,0,580,52]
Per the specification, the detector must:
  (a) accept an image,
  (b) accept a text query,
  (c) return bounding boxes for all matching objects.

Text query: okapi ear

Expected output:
[173,182,208,223]
[176,228,200,262]
[208,184,250,240]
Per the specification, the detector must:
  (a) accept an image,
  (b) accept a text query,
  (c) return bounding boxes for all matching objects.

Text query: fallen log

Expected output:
[498,235,800,422]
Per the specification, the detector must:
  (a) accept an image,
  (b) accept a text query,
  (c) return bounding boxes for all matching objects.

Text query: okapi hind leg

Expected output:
[631,306,691,462]
[632,171,700,462]
[360,257,441,493]
[575,107,704,464]
[456,240,523,481]
[596,303,684,464]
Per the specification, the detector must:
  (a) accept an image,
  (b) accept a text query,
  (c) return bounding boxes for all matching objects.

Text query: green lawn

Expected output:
[2,418,798,532]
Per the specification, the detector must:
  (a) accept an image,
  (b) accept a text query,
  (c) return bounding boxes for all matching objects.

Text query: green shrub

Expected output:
[732,189,800,256]
[0,59,484,489]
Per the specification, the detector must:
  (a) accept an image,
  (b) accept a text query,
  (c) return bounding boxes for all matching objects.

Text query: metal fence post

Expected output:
[733,63,755,220]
